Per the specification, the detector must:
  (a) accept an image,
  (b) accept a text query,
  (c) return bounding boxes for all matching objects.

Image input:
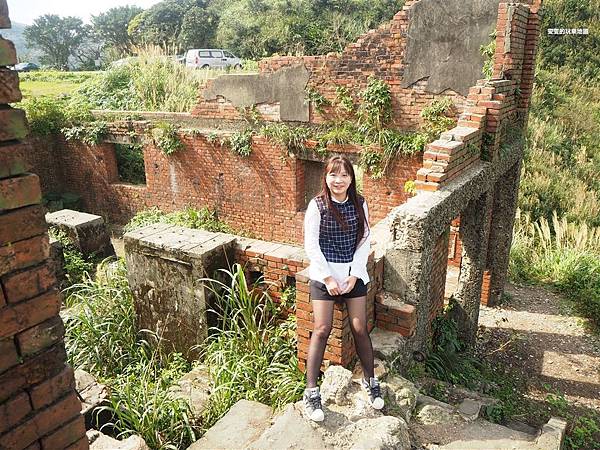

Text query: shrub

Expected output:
[228,129,254,157]
[123,207,233,234]
[48,228,95,288]
[151,122,183,155]
[510,210,600,328]
[20,96,66,135]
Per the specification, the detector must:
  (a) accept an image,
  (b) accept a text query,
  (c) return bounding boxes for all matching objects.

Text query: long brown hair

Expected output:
[317,155,369,247]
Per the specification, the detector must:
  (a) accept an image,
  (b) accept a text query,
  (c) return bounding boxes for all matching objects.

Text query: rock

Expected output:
[416,405,457,425]
[340,416,410,450]
[457,398,482,421]
[75,369,110,430]
[169,364,211,416]
[352,358,388,382]
[321,365,354,406]
[250,404,330,449]
[348,390,384,422]
[381,375,418,422]
[370,328,409,363]
[416,395,458,425]
[88,429,149,450]
[188,399,272,450]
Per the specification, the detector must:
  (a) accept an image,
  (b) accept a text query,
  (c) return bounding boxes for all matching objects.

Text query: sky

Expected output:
[7,0,163,25]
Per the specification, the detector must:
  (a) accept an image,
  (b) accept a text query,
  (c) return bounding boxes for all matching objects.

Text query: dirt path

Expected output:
[478,283,600,412]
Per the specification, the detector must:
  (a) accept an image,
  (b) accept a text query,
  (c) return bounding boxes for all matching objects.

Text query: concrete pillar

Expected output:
[453,190,493,345]
[486,161,522,306]
[384,223,436,354]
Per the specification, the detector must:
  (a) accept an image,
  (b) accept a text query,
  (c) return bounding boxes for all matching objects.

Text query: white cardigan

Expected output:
[303,197,371,287]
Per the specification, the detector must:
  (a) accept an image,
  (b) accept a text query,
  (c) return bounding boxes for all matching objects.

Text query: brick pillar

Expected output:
[296,255,380,372]
[484,160,522,306]
[0,1,88,448]
[453,191,493,345]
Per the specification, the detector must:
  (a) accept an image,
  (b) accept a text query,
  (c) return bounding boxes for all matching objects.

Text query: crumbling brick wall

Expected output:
[0,2,87,449]
[192,1,468,130]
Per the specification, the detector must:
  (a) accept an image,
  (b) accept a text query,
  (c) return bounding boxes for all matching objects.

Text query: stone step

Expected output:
[374,291,416,336]
[187,399,273,450]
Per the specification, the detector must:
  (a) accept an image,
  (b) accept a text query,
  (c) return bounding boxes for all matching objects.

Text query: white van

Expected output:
[185,49,243,69]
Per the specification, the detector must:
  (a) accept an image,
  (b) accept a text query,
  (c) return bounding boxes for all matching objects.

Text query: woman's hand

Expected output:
[340,276,357,294]
[323,276,342,296]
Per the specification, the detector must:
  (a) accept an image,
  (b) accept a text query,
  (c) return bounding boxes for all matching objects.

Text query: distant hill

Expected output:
[0,21,43,63]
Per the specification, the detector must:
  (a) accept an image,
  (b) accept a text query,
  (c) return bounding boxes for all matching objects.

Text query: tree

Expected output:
[127,0,187,50]
[179,5,219,49]
[92,6,143,56]
[24,15,89,70]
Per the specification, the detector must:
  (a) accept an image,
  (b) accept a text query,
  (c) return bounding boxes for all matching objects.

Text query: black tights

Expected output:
[306,297,374,388]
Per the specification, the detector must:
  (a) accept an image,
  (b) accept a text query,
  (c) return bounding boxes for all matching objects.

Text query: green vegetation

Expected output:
[48,227,96,288]
[64,260,200,449]
[115,144,146,184]
[123,207,234,233]
[201,264,304,426]
[63,258,303,447]
[151,121,184,156]
[510,211,600,328]
[227,129,254,157]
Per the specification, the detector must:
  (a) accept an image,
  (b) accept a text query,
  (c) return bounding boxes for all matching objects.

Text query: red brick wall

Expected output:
[0,2,87,447]
[29,132,422,245]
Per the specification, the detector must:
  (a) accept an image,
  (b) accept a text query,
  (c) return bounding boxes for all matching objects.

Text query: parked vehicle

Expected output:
[14,62,39,72]
[185,49,242,69]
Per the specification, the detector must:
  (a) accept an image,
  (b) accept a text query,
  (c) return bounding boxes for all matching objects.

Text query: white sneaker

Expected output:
[362,377,385,410]
[303,387,324,422]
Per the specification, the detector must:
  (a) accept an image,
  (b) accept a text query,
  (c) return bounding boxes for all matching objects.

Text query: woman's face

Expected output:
[326,167,352,199]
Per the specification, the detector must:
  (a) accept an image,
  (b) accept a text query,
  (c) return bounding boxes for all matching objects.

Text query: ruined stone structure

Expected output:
[1,0,543,445]
[0,2,88,449]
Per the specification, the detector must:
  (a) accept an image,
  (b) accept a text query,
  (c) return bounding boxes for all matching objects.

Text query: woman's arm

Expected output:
[304,199,331,279]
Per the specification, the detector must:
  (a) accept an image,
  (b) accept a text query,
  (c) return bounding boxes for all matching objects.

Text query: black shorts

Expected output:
[310,279,368,302]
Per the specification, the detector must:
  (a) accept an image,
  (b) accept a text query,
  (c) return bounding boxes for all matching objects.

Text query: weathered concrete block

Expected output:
[46,209,115,258]
[124,224,236,359]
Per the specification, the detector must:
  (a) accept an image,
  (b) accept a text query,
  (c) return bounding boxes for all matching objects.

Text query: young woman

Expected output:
[303,155,384,422]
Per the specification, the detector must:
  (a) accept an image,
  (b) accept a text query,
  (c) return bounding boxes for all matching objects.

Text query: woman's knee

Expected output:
[350,322,368,339]
[313,323,332,340]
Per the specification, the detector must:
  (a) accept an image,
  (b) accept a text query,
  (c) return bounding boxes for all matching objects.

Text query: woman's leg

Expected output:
[306,299,335,388]
[346,296,375,380]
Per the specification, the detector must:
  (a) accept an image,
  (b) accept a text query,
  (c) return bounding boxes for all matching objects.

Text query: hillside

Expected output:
[0,21,42,63]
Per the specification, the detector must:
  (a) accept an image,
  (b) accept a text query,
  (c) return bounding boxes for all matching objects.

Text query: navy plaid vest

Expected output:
[315,196,363,263]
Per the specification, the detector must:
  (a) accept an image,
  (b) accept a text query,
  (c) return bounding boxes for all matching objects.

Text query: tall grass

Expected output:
[63,260,200,449]
[510,210,600,328]
[201,264,304,428]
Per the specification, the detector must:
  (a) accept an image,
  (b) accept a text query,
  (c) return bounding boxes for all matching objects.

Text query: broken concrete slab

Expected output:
[203,64,310,122]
